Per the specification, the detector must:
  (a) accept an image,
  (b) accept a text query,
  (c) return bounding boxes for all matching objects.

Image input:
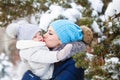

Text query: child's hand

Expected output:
[57,44,72,60]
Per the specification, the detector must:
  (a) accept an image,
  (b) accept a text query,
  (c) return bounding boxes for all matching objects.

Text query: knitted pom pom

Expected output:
[6,23,20,39]
[81,26,93,44]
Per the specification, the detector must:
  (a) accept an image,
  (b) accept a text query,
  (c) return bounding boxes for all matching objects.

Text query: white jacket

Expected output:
[16,40,59,80]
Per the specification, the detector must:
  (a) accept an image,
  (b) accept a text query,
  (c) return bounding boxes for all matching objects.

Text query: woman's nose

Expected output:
[43,33,47,38]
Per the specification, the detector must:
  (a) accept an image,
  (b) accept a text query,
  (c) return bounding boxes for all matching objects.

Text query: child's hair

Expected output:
[81,26,93,44]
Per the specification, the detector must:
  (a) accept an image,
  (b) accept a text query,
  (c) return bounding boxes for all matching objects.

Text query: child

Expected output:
[6,23,73,80]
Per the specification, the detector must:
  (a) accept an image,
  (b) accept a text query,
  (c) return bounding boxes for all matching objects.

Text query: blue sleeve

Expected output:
[22,70,41,80]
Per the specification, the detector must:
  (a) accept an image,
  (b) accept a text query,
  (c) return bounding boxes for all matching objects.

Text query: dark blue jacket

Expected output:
[51,58,84,80]
[51,41,85,80]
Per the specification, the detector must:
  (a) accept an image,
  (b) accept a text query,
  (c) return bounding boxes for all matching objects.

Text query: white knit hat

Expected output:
[6,23,19,39]
[6,23,40,40]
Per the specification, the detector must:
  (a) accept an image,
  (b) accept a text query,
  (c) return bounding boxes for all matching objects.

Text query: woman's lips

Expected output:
[43,39,45,42]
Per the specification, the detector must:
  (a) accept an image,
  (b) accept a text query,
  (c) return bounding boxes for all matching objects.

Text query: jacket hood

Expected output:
[16,40,45,49]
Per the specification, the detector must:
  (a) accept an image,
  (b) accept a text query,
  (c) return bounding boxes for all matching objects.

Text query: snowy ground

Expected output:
[0,53,16,80]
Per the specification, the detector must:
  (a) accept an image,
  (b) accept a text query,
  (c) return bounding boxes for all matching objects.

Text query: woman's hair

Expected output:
[80,26,93,44]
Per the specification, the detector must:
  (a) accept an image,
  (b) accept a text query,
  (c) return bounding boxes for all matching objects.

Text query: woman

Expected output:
[21,19,93,80]
[43,19,87,80]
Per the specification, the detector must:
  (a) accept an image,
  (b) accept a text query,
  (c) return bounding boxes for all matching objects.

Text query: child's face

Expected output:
[33,31,43,42]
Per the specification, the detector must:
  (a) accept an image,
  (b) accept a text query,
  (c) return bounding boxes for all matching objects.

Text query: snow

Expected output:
[99,15,106,22]
[0,22,2,25]
[39,4,82,31]
[91,10,98,17]
[1,0,120,80]
[86,52,94,61]
[70,2,84,11]
[62,8,82,22]
[105,57,119,64]
[98,35,107,43]
[108,22,113,27]
[39,5,64,31]
[39,13,53,31]
[30,14,40,25]
[114,40,120,45]
[105,0,120,20]
[0,53,15,80]
[88,0,104,13]
[91,21,102,36]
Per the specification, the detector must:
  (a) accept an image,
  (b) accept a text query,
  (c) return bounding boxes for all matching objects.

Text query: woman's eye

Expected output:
[49,33,53,35]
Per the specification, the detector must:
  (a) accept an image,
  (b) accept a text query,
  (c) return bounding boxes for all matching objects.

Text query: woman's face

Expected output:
[43,27,62,48]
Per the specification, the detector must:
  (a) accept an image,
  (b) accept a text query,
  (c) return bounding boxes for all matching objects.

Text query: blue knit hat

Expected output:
[50,20,83,44]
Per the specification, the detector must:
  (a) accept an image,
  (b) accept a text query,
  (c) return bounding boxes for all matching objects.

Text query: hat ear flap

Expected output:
[6,23,19,39]
[81,26,93,44]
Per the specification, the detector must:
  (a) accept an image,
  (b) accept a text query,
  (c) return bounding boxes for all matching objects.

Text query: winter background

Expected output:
[0,0,120,80]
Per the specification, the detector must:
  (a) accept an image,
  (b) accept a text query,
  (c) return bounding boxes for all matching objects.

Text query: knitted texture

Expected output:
[17,24,40,40]
[50,19,83,44]
[80,26,93,44]
[6,23,40,40]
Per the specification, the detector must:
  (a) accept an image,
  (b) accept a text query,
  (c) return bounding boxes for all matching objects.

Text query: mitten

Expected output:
[57,44,72,60]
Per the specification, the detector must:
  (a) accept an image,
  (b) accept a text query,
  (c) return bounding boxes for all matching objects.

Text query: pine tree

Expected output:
[0,0,49,27]
[72,0,120,79]
[0,0,120,79]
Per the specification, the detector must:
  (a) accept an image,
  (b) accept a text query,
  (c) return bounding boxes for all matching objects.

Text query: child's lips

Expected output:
[43,39,45,42]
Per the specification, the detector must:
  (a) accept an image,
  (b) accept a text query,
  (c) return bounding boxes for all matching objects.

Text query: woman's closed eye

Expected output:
[48,32,53,35]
